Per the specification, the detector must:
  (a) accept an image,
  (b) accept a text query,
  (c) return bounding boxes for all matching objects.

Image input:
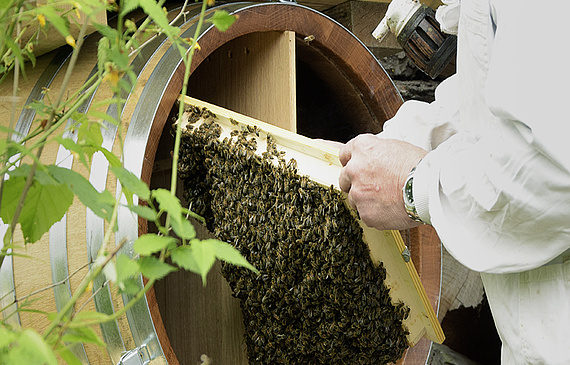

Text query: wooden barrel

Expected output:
[0,2,441,364]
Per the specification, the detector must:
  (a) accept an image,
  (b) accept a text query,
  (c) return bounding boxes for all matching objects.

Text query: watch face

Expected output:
[404,177,414,205]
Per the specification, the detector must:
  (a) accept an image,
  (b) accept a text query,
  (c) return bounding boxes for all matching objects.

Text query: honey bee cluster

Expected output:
[178,106,409,364]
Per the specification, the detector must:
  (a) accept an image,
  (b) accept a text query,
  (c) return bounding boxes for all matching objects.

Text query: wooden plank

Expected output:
[180,94,445,346]
[187,31,296,132]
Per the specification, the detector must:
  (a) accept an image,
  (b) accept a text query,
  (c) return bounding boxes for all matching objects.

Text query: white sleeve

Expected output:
[378,74,460,152]
[413,0,570,274]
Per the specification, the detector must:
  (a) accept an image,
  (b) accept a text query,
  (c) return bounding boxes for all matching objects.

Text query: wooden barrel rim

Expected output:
[135,3,441,364]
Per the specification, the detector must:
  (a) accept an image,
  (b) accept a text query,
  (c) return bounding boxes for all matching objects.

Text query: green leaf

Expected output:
[170,245,204,277]
[120,0,141,16]
[37,5,71,38]
[128,204,157,221]
[88,107,124,123]
[0,175,73,243]
[56,346,83,365]
[98,146,122,168]
[0,326,17,348]
[9,164,57,185]
[134,234,176,256]
[73,311,112,324]
[209,10,237,32]
[26,100,51,115]
[116,254,140,282]
[57,137,89,167]
[111,166,151,201]
[119,277,140,295]
[0,0,12,10]
[138,256,177,280]
[4,329,58,365]
[206,239,258,273]
[102,258,117,282]
[172,240,216,285]
[93,22,119,41]
[62,326,105,347]
[77,120,103,158]
[46,165,115,222]
[170,216,196,240]
[138,0,179,38]
[152,188,181,218]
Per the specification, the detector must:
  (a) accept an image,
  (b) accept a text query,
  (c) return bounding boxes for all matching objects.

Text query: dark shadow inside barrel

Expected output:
[295,39,383,142]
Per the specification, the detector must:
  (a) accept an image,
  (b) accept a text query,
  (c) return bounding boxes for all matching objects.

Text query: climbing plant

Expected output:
[0,0,256,362]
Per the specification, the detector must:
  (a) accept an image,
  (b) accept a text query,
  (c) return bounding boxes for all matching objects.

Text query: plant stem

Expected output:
[165,0,208,234]
[2,19,90,259]
[0,261,91,314]
[24,77,103,154]
[0,5,23,271]
[66,277,156,329]
[42,235,127,340]
[171,0,207,196]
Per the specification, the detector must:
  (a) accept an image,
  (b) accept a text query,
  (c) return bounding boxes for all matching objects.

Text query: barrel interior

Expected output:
[150,29,404,364]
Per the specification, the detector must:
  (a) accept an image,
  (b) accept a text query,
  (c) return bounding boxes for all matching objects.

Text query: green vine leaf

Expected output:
[205,238,258,273]
[115,254,141,294]
[0,325,17,349]
[209,10,237,32]
[128,204,157,221]
[111,166,151,203]
[152,188,194,238]
[73,311,113,324]
[138,256,177,280]
[138,0,180,38]
[102,257,117,282]
[171,243,214,285]
[170,216,196,240]
[133,234,176,256]
[97,146,122,168]
[57,137,90,167]
[152,188,181,218]
[77,120,103,158]
[0,173,73,243]
[36,5,71,39]
[171,239,257,286]
[116,254,140,280]
[116,254,139,276]
[93,23,120,42]
[1,328,58,365]
[46,165,115,222]
[56,347,82,365]
[120,0,141,16]
[61,326,106,347]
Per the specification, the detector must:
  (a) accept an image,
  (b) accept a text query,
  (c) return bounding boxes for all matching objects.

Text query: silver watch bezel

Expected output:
[403,167,423,223]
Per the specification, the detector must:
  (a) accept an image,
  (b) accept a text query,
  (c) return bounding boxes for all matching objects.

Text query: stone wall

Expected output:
[377,51,445,103]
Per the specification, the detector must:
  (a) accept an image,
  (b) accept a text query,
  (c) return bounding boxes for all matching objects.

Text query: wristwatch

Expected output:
[402,165,423,223]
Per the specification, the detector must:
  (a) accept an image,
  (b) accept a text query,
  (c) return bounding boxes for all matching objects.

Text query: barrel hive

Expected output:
[0,2,441,364]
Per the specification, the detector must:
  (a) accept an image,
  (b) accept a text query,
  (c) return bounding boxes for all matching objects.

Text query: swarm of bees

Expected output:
[178,106,409,364]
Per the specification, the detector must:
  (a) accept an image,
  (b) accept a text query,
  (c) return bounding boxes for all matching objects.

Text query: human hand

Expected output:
[338,134,427,230]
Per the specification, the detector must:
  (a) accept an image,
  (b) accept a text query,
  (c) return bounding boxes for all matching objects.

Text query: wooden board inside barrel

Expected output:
[187,31,296,132]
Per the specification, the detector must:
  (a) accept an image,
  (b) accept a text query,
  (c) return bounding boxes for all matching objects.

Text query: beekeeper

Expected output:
[338,0,570,363]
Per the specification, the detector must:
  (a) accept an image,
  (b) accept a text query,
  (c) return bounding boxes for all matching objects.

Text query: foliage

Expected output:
[0,0,250,362]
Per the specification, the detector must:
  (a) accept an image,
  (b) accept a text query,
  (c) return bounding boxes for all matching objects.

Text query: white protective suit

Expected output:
[379,0,570,363]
